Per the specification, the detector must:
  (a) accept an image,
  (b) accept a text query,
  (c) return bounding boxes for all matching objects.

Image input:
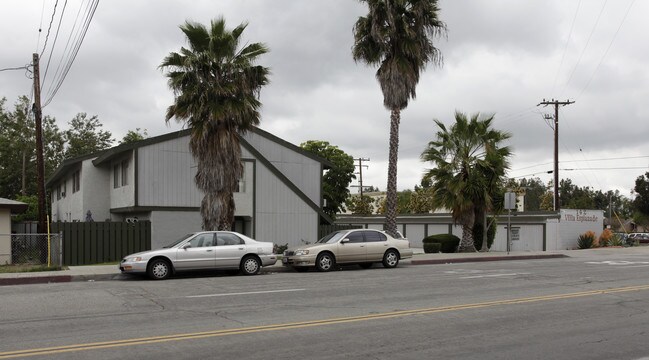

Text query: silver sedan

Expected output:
[120,231,276,280]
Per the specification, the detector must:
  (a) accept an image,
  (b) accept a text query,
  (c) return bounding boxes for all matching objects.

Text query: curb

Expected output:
[1,254,568,286]
[411,254,568,265]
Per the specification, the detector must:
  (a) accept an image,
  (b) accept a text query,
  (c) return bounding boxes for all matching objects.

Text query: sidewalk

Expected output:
[2,247,647,286]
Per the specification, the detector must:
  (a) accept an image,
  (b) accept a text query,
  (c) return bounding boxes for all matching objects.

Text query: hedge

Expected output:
[422,234,460,253]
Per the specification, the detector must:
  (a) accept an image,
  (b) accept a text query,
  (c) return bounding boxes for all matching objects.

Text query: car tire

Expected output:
[316,252,335,272]
[147,258,171,280]
[359,263,373,269]
[382,249,399,268]
[240,256,261,275]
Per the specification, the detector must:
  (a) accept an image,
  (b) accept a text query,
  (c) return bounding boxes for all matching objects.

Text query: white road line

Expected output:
[186,288,306,298]
[460,273,529,279]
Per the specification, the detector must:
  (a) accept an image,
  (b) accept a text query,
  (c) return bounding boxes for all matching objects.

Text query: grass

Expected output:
[0,264,65,273]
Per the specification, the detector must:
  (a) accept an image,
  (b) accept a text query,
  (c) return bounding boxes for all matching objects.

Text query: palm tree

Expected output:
[160,18,269,230]
[421,111,511,252]
[352,0,446,237]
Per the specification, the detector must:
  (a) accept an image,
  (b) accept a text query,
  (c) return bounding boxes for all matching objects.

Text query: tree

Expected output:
[160,17,270,231]
[0,96,64,199]
[422,111,511,252]
[64,113,114,158]
[632,172,649,228]
[352,0,446,237]
[120,128,148,144]
[300,140,356,219]
[346,195,375,215]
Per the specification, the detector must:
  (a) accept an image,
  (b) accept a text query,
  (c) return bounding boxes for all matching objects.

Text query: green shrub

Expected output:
[423,242,441,253]
[422,234,460,253]
[577,231,595,249]
[608,234,624,247]
[273,243,288,255]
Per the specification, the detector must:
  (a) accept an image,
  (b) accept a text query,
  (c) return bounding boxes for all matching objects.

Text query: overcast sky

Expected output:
[1,0,647,199]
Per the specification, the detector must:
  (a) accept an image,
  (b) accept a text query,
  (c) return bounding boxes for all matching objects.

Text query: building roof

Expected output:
[0,197,29,214]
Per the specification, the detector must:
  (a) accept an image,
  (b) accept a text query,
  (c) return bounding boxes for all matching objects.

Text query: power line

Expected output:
[510,166,647,179]
[43,0,100,107]
[560,0,608,97]
[0,65,29,72]
[551,0,581,95]
[41,0,69,89]
[512,155,649,172]
[576,0,636,100]
[40,0,60,58]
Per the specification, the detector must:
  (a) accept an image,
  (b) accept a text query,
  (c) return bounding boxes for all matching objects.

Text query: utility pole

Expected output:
[32,53,47,234]
[351,158,370,197]
[537,98,574,212]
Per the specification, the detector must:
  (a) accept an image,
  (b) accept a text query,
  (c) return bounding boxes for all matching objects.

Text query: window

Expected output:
[187,233,215,248]
[121,159,129,186]
[113,164,119,188]
[114,159,130,188]
[363,230,387,242]
[345,231,365,243]
[217,233,244,246]
[72,170,81,193]
[62,180,66,197]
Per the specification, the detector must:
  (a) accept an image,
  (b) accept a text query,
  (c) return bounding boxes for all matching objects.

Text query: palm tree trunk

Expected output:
[480,211,489,252]
[459,211,477,252]
[384,109,400,237]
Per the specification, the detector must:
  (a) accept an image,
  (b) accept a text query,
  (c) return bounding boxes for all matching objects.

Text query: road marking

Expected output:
[585,261,649,266]
[3,284,649,359]
[185,288,306,298]
[460,273,530,279]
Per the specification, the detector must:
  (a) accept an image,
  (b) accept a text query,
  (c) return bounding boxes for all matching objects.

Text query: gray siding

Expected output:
[244,131,321,205]
[137,136,198,207]
[150,211,202,249]
[253,159,319,246]
[137,136,254,215]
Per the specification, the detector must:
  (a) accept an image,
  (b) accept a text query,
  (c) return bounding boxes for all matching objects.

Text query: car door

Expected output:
[336,231,366,263]
[363,230,389,261]
[214,232,247,268]
[174,233,217,270]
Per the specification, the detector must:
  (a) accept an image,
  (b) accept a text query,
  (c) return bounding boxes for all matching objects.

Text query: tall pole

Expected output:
[32,53,47,234]
[351,157,370,196]
[537,99,574,212]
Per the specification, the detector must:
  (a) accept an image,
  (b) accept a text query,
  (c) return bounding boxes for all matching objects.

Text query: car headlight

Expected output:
[294,250,309,256]
[128,256,143,262]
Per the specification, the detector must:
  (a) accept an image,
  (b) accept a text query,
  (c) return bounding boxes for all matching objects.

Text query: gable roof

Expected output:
[0,197,29,214]
[45,126,333,224]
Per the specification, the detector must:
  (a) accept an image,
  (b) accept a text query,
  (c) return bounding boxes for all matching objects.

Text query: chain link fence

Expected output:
[0,233,63,267]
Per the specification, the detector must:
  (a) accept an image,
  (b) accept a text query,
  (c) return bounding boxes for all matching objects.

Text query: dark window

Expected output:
[72,170,81,193]
[113,164,119,188]
[217,233,244,246]
[121,159,129,186]
[363,230,387,242]
[345,231,365,243]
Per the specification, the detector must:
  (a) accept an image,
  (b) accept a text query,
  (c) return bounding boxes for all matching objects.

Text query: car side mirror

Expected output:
[340,238,349,244]
[182,243,192,249]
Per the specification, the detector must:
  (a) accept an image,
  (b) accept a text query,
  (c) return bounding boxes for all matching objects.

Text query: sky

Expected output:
[1,0,648,200]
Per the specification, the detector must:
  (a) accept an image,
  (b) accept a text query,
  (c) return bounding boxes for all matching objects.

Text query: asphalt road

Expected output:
[2,253,649,360]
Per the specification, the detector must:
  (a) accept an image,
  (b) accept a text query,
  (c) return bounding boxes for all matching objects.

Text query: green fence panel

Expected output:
[50,221,151,265]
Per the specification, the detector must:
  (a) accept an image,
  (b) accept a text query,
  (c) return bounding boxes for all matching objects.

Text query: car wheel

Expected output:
[382,249,399,268]
[316,252,335,272]
[147,259,171,280]
[240,256,261,275]
[359,263,373,269]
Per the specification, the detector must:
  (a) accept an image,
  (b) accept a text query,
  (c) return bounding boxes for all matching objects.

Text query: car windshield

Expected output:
[162,233,195,248]
[315,231,347,244]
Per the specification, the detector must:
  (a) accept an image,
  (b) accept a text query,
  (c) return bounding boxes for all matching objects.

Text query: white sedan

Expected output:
[120,231,276,280]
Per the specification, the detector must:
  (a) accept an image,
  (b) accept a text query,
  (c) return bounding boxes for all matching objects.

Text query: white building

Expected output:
[336,209,604,251]
[46,127,332,249]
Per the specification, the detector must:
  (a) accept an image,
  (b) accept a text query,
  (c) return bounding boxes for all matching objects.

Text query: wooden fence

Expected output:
[49,221,151,266]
